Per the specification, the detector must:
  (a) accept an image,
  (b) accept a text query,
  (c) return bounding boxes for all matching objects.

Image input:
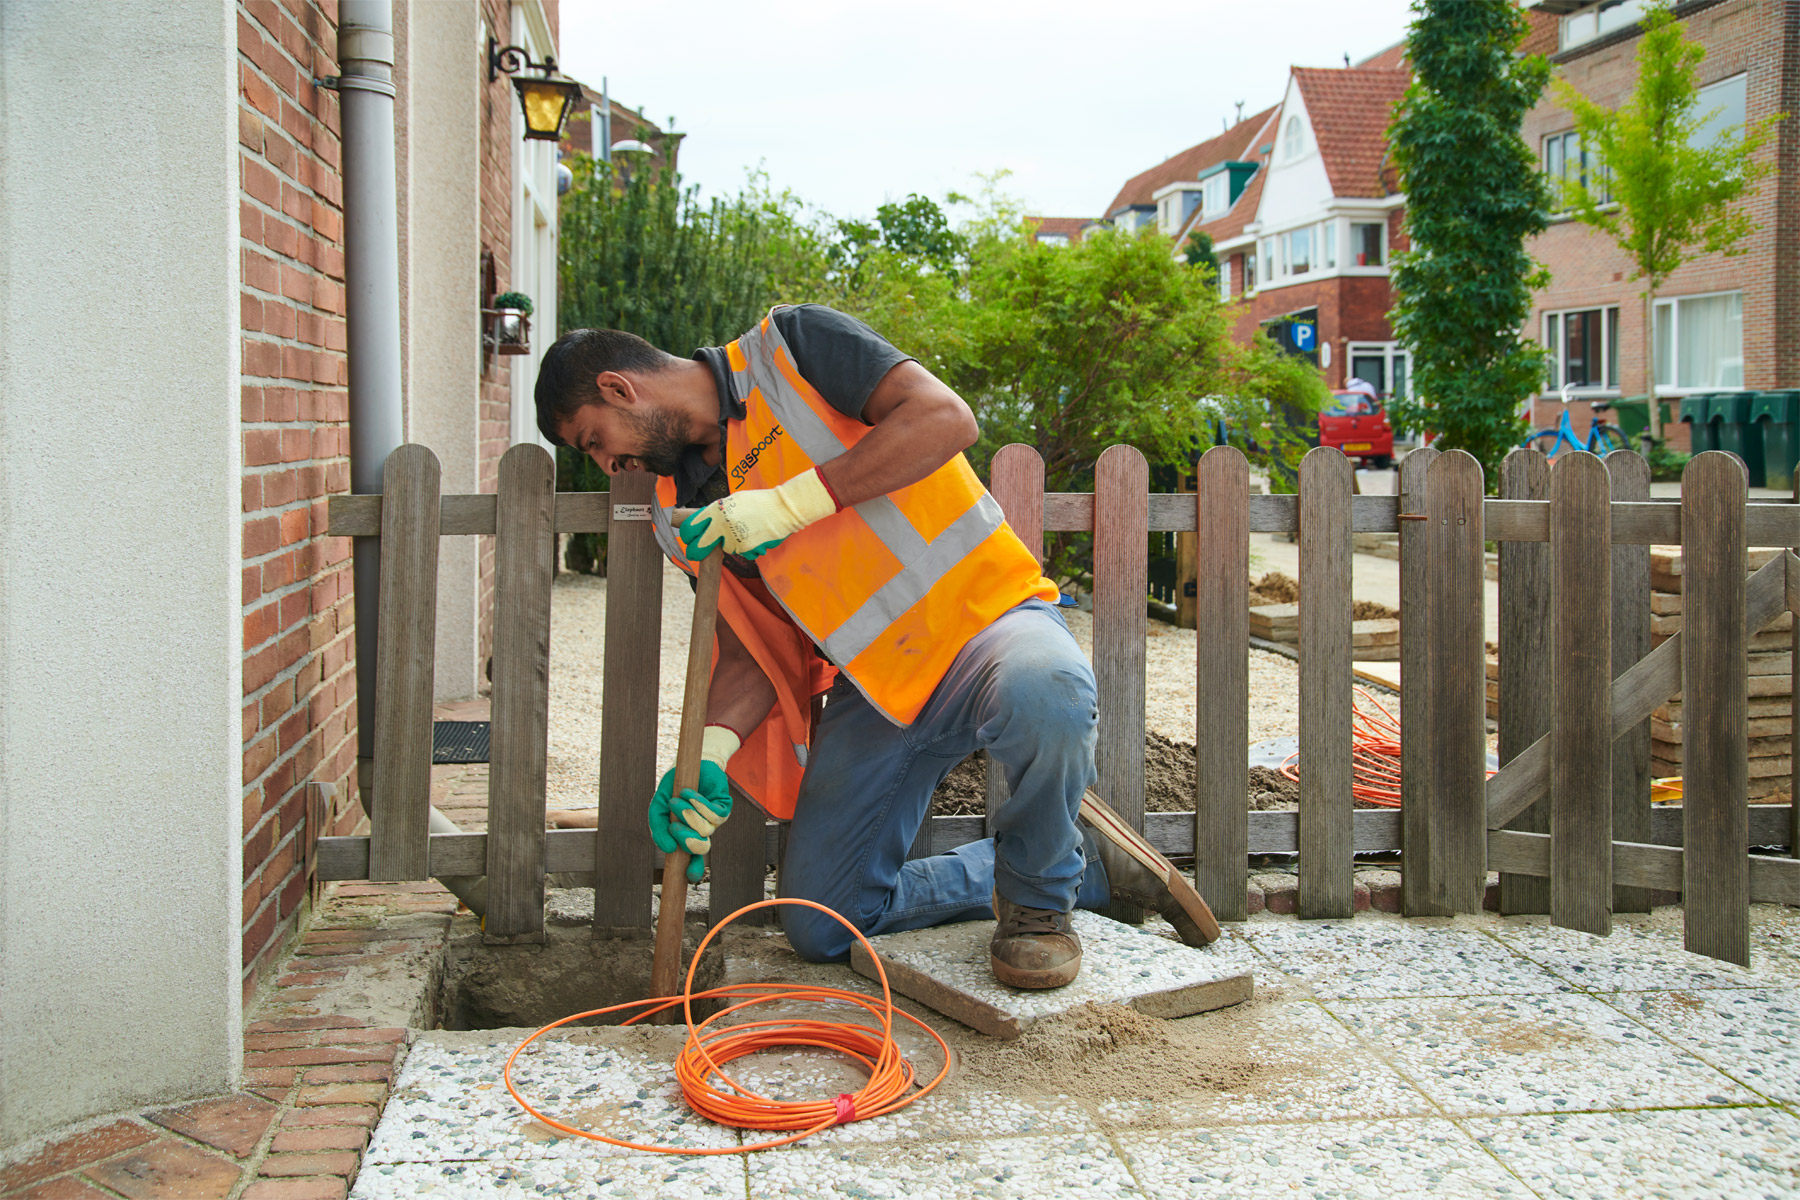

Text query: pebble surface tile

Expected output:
[861,909,1255,1027]
[749,1132,1145,1199]
[1327,991,1761,1116]
[347,906,1800,1199]
[1116,1116,1534,1199]
[1093,998,1433,1129]
[1603,986,1800,1106]
[1488,918,1788,992]
[1464,1106,1800,1200]
[1235,919,1568,998]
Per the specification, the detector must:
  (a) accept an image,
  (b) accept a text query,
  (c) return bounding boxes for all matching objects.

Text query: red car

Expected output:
[1318,388,1394,468]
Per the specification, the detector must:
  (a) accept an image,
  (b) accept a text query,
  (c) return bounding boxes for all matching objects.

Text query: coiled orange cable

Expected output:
[1279,685,1492,806]
[503,897,951,1154]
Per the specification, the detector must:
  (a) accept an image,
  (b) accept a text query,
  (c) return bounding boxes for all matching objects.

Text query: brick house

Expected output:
[1,0,574,1150]
[1522,0,1798,446]
[1094,52,1416,398]
[560,88,678,176]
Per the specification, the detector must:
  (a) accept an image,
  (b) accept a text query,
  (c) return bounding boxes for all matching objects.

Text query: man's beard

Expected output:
[622,404,690,476]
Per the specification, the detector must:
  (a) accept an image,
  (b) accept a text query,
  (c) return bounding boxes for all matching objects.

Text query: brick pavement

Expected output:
[0,877,459,1200]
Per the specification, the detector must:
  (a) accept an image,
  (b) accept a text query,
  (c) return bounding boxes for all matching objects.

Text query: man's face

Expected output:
[560,394,690,478]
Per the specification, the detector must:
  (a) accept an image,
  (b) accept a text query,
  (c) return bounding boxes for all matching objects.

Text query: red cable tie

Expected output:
[833,1093,857,1125]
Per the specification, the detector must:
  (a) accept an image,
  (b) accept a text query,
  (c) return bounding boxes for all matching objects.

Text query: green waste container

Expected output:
[1607,396,1676,444]
[1681,393,1721,454]
[1753,390,1800,491]
[1708,391,1766,486]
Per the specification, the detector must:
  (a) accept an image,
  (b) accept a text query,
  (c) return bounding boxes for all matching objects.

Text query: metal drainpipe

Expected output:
[337,0,485,916]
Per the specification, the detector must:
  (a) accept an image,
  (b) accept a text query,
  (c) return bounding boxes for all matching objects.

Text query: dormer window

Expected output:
[1284,116,1306,161]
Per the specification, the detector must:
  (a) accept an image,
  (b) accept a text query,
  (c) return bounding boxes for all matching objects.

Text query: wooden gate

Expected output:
[318,442,1798,964]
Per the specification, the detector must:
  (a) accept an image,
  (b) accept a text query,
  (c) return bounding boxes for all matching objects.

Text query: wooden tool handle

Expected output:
[649,553,724,1015]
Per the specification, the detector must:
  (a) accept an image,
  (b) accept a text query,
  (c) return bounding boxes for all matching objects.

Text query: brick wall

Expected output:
[1524,0,1796,423]
[475,0,515,686]
[1227,270,1401,389]
[237,0,357,1009]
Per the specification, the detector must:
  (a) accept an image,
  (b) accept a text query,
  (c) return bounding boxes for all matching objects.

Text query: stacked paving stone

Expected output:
[1649,547,1793,799]
[1249,604,1400,661]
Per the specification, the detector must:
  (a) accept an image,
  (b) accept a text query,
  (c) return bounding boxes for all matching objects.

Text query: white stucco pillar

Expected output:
[396,0,484,702]
[0,0,243,1151]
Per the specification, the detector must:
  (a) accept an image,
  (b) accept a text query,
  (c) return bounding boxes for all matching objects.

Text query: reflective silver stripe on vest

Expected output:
[650,497,685,562]
[740,315,928,562]
[822,492,1006,665]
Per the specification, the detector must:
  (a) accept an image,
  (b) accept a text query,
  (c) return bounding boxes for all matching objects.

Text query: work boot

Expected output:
[989,890,1082,989]
[1090,831,1216,947]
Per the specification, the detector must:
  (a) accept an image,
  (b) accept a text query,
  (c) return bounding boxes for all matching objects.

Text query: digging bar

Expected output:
[649,551,724,1019]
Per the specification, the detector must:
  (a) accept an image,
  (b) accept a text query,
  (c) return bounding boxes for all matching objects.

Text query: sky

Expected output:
[557,0,1419,224]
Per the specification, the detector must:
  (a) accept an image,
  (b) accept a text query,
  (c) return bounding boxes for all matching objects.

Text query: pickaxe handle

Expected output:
[649,552,724,1016]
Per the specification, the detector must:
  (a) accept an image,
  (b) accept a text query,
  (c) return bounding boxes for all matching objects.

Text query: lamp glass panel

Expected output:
[516,79,573,138]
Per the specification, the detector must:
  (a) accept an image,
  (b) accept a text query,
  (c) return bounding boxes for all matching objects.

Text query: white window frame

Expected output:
[1217,254,1232,300]
[1345,342,1412,437]
[1202,172,1229,218]
[1559,0,1649,51]
[1284,115,1306,161]
[1347,220,1386,270]
[1653,289,1745,396]
[1541,305,1620,395]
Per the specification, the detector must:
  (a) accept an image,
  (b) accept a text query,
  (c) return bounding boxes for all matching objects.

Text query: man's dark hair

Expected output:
[534,328,678,446]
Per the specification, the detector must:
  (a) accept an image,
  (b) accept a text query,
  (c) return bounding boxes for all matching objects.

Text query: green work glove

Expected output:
[647,726,740,883]
[678,467,840,562]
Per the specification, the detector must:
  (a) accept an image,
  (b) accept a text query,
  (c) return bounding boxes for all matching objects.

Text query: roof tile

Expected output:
[1291,67,1411,198]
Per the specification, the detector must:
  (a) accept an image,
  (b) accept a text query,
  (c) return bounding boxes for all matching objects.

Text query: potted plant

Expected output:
[487,291,533,355]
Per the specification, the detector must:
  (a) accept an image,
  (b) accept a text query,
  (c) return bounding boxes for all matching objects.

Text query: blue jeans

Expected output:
[778,599,1113,962]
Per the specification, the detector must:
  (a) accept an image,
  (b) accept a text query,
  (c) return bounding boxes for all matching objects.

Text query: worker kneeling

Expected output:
[535,305,1204,988]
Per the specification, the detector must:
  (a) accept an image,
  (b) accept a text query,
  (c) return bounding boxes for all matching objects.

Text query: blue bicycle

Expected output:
[1524,383,1629,457]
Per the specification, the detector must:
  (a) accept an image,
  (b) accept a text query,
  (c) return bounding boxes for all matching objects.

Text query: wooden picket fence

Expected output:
[318,441,1800,964]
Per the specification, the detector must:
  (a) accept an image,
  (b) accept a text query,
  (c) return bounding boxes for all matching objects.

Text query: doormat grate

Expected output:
[432,720,491,765]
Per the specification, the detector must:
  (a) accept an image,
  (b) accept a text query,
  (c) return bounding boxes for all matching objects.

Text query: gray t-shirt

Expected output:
[673,305,914,508]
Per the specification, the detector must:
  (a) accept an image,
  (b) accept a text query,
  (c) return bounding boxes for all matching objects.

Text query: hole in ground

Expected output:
[436,886,731,1031]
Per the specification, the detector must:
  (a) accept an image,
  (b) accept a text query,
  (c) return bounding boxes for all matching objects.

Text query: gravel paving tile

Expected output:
[1464,1106,1800,1200]
[1094,999,1435,1130]
[1115,1116,1532,1199]
[1489,919,1791,993]
[748,1132,1144,1198]
[1601,986,1800,1106]
[363,1036,739,1163]
[1235,917,1568,998]
[351,1155,747,1199]
[1327,992,1760,1116]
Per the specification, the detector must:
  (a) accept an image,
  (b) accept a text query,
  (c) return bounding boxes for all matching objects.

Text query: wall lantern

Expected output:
[487,38,581,141]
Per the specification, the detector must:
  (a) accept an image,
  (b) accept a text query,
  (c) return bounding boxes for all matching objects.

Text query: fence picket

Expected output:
[1426,450,1488,913]
[1194,446,1249,921]
[1398,446,1440,915]
[1551,452,1613,935]
[485,445,555,942]
[593,472,665,930]
[987,445,1046,837]
[1683,452,1750,964]
[1608,451,1654,912]
[1299,447,1354,918]
[1094,445,1149,920]
[1499,448,1552,915]
[368,445,440,881]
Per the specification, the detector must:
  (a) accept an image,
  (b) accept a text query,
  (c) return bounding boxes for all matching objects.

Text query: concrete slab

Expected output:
[848,911,1254,1039]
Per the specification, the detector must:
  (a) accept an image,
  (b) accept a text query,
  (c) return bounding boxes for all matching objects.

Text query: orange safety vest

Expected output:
[652,308,1057,818]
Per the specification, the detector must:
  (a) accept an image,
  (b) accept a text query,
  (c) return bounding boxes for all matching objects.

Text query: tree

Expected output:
[1388,0,1552,486]
[1552,2,1781,443]
[839,216,1326,582]
[1182,230,1219,277]
[554,156,831,570]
